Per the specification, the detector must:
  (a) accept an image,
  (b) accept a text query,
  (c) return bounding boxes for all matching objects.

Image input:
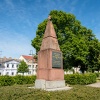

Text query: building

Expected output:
[0,55,38,76]
[0,59,19,76]
[19,55,37,75]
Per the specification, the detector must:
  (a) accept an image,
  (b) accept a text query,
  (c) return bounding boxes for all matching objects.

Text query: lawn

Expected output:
[0,84,100,100]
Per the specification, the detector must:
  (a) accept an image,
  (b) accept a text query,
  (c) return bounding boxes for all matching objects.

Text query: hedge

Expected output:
[0,75,36,86]
[94,73,100,77]
[0,75,14,86]
[0,73,98,86]
[13,75,36,85]
[64,73,97,85]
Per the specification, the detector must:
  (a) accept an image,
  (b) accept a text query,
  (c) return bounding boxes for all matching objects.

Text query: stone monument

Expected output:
[35,16,68,90]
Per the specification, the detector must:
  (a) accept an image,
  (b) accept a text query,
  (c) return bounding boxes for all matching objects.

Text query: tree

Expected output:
[31,10,100,72]
[86,39,100,72]
[17,60,29,75]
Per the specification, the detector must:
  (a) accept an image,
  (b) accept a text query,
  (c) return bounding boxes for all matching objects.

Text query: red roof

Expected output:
[22,55,36,62]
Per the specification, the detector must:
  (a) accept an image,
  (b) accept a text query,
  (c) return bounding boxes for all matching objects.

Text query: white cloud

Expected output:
[77,1,89,16]
[67,0,78,13]
[0,30,35,58]
[5,0,14,8]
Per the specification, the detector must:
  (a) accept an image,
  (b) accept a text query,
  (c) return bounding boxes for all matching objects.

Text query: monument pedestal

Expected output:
[35,79,65,89]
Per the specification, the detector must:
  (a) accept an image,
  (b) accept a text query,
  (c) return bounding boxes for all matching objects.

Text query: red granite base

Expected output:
[37,49,64,81]
[37,69,64,81]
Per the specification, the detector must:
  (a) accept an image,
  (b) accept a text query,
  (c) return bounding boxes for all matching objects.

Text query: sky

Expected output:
[0,0,100,58]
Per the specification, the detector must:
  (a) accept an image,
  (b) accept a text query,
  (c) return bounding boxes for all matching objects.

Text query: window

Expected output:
[33,65,34,68]
[36,65,38,72]
[12,64,14,68]
[17,64,19,68]
[36,65,38,69]
[28,71,31,74]
[28,65,31,68]
[7,64,9,68]
[11,72,14,75]
[6,72,9,75]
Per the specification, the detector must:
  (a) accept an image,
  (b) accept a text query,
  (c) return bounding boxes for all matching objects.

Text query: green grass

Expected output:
[0,84,100,100]
[97,77,100,82]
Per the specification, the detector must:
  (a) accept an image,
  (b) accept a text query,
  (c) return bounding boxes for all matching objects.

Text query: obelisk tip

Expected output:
[48,15,51,20]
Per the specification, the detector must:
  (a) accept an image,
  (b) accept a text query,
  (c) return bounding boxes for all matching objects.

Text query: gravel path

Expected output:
[87,82,100,88]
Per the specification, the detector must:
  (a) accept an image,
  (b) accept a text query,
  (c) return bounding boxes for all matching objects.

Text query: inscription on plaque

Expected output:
[52,51,62,68]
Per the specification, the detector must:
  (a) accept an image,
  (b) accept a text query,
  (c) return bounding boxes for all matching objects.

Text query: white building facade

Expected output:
[0,59,19,76]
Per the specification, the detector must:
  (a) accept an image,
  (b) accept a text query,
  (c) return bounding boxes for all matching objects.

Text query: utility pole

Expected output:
[29,50,33,55]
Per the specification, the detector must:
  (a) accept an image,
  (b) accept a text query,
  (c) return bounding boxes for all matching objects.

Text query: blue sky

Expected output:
[0,0,100,58]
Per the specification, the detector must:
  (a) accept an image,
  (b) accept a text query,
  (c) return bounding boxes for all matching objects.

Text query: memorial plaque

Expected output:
[52,51,62,68]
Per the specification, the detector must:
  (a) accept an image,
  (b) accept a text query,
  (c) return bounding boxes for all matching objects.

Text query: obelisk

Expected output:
[35,16,65,89]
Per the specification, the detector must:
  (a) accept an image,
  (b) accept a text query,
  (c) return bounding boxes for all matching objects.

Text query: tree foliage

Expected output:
[31,10,100,72]
[17,60,29,75]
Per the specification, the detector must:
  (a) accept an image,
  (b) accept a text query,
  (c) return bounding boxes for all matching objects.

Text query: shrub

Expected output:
[64,73,97,85]
[0,75,14,86]
[13,75,26,85]
[13,75,36,85]
[0,73,97,86]
[0,75,36,86]
[94,73,100,77]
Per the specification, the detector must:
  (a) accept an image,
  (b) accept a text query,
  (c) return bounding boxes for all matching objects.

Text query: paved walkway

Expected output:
[28,86,72,91]
[87,82,100,88]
